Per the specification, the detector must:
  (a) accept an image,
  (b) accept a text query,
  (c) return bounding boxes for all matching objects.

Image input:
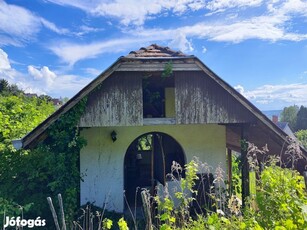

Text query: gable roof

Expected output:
[14,45,307,164]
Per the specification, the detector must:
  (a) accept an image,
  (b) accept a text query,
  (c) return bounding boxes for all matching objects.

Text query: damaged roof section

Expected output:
[125,44,191,58]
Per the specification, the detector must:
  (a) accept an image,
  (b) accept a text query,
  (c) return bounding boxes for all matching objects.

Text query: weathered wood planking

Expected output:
[117,62,202,71]
[175,72,255,124]
[79,72,143,127]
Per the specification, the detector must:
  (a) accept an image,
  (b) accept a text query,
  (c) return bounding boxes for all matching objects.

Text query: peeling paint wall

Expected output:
[80,124,226,212]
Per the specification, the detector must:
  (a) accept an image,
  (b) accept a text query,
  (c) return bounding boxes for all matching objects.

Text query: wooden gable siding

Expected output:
[175,71,255,124]
[79,72,142,127]
[117,59,201,72]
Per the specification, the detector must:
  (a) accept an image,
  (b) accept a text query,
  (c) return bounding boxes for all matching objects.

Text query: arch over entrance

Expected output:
[124,132,185,209]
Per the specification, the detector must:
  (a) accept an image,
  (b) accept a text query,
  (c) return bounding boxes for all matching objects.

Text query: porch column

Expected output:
[241,124,250,208]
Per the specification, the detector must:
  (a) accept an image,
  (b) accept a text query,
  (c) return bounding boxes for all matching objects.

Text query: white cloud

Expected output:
[45,0,206,26]
[0,49,17,81]
[28,66,57,87]
[235,83,307,108]
[0,49,11,70]
[26,65,91,97]
[206,0,263,11]
[0,1,70,46]
[0,49,90,97]
[92,0,207,26]
[36,0,306,67]
[234,85,245,95]
[75,25,104,36]
[48,37,154,66]
[84,68,102,76]
[40,18,69,35]
[0,1,40,45]
[268,0,307,15]
[169,32,194,52]
[43,0,93,12]
[48,10,307,65]
[27,69,91,97]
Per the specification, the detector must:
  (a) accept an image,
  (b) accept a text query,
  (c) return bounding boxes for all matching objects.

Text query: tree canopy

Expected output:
[0,79,23,96]
[280,105,299,131]
[0,79,55,150]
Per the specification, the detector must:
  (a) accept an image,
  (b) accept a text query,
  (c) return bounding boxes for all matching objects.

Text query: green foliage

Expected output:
[41,97,88,223]
[0,93,87,228]
[0,79,23,96]
[162,61,173,78]
[254,165,307,229]
[118,217,129,230]
[151,152,307,230]
[0,95,55,150]
[281,105,299,130]
[102,218,113,230]
[231,154,242,196]
[0,94,55,227]
[296,129,307,150]
[0,197,33,218]
[154,160,199,229]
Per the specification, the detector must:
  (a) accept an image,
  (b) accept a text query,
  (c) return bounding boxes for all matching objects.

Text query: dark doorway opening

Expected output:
[124,132,185,210]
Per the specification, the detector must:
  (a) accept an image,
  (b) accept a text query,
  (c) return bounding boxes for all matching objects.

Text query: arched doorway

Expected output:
[124,132,185,209]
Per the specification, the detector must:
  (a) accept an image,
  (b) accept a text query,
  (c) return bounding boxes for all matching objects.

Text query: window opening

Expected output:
[142,73,175,118]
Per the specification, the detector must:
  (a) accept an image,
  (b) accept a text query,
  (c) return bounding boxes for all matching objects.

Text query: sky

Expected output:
[0,0,307,111]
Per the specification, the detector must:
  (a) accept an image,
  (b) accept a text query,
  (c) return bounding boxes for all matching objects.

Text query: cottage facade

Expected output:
[16,45,307,213]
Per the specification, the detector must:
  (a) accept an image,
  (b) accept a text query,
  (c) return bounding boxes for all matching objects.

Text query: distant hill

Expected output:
[262,110,282,120]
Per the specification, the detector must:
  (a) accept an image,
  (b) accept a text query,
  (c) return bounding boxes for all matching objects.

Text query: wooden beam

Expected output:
[117,63,202,71]
[143,118,176,125]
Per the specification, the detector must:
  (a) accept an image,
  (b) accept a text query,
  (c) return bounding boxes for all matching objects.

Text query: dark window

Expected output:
[142,73,175,118]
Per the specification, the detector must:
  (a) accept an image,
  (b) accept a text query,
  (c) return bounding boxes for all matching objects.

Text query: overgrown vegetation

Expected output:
[0,80,87,228]
[56,138,307,230]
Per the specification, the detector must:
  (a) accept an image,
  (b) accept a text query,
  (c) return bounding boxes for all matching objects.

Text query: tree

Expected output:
[0,95,55,150]
[296,106,307,131]
[280,105,299,131]
[295,129,307,150]
[0,79,23,96]
[0,79,9,92]
[38,94,52,102]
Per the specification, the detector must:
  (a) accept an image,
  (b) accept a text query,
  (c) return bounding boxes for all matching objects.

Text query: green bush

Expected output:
[254,165,307,229]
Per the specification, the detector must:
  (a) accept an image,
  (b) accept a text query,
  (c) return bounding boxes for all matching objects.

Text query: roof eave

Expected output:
[193,57,303,151]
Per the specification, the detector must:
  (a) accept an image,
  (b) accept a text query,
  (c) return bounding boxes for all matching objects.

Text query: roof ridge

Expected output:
[126,44,190,58]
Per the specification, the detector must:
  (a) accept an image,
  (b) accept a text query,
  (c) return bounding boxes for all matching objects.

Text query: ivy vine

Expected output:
[42,97,88,224]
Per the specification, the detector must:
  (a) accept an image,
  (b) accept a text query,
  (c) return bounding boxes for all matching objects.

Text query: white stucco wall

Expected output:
[80,124,226,212]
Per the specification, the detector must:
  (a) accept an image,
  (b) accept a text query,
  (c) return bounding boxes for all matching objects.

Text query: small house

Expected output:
[15,45,307,213]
